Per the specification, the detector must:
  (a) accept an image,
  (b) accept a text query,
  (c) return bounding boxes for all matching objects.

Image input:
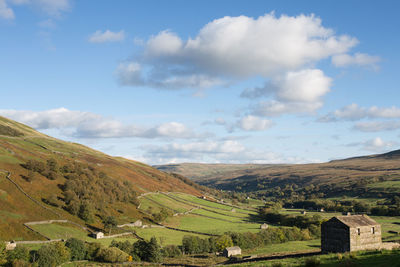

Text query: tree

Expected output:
[103,216,118,235]
[65,238,86,261]
[0,242,7,265]
[85,242,102,261]
[97,247,128,263]
[7,246,30,263]
[46,158,58,172]
[37,242,70,267]
[146,237,162,262]
[78,202,94,223]
[216,235,233,251]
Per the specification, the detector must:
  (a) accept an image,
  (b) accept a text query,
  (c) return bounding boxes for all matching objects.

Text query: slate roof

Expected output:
[225,246,241,251]
[335,215,379,227]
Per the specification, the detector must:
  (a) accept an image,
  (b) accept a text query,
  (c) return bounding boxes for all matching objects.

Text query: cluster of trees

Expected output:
[284,199,371,213]
[110,238,162,262]
[0,237,166,266]
[152,208,173,223]
[181,235,230,254]
[259,209,322,231]
[0,125,24,137]
[21,159,139,222]
[283,197,400,216]
[228,227,314,249]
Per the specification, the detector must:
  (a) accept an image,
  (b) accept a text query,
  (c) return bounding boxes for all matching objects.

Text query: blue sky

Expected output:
[1,0,399,164]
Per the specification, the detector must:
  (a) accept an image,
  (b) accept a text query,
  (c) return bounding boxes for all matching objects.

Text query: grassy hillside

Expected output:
[156,151,400,200]
[154,163,277,181]
[0,116,201,240]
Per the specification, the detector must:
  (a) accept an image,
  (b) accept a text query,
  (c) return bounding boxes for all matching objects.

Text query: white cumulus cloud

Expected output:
[89,30,125,43]
[117,12,358,90]
[251,69,332,116]
[0,108,205,139]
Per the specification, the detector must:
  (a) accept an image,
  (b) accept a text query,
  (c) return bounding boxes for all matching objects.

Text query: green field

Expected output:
[170,192,255,214]
[134,227,208,246]
[373,216,400,240]
[243,239,320,256]
[147,193,194,213]
[29,223,90,240]
[191,208,247,223]
[138,192,261,236]
[28,222,137,246]
[166,214,260,235]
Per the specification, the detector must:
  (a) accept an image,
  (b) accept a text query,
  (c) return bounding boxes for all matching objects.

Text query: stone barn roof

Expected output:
[335,215,379,228]
[225,246,241,251]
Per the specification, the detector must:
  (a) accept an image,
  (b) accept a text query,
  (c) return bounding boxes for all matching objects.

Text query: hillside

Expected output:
[155,151,400,199]
[0,116,201,240]
[154,163,278,181]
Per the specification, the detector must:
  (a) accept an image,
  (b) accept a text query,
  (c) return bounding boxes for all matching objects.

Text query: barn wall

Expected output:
[321,220,350,253]
[349,225,381,251]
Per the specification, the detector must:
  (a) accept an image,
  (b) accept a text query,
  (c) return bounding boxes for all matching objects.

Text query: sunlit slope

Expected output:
[0,116,200,240]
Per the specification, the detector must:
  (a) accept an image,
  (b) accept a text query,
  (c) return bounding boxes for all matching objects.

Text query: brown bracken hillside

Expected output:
[0,116,200,240]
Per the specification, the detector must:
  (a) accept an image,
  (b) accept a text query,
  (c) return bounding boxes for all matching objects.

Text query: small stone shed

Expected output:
[93,231,104,239]
[260,223,269,230]
[5,241,16,250]
[321,215,381,253]
[223,246,242,257]
[133,220,142,227]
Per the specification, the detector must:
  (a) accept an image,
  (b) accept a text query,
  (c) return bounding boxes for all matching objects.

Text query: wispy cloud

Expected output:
[332,52,380,70]
[0,108,209,139]
[319,104,400,122]
[0,0,14,19]
[353,121,400,132]
[347,137,397,152]
[89,30,125,43]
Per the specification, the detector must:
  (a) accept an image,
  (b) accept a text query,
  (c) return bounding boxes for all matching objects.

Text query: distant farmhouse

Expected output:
[321,215,381,253]
[223,246,241,257]
[93,231,104,239]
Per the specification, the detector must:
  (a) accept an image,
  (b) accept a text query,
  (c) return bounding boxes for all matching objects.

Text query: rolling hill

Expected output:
[0,116,201,240]
[155,150,400,199]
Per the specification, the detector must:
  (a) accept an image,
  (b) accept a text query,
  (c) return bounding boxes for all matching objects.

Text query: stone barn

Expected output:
[223,246,241,257]
[321,215,381,253]
[93,231,104,239]
[133,220,142,227]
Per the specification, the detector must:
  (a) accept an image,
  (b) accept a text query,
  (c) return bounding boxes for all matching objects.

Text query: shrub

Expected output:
[97,247,129,263]
[85,242,102,261]
[65,238,86,261]
[0,125,23,137]
[162,245,181,258]
[11,259,31,267]
[7,246,30,263]
[36,242,70,267]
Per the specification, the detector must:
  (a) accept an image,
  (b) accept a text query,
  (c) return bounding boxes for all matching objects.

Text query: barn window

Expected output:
[357,228,361,235]
[371,227,375,234]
